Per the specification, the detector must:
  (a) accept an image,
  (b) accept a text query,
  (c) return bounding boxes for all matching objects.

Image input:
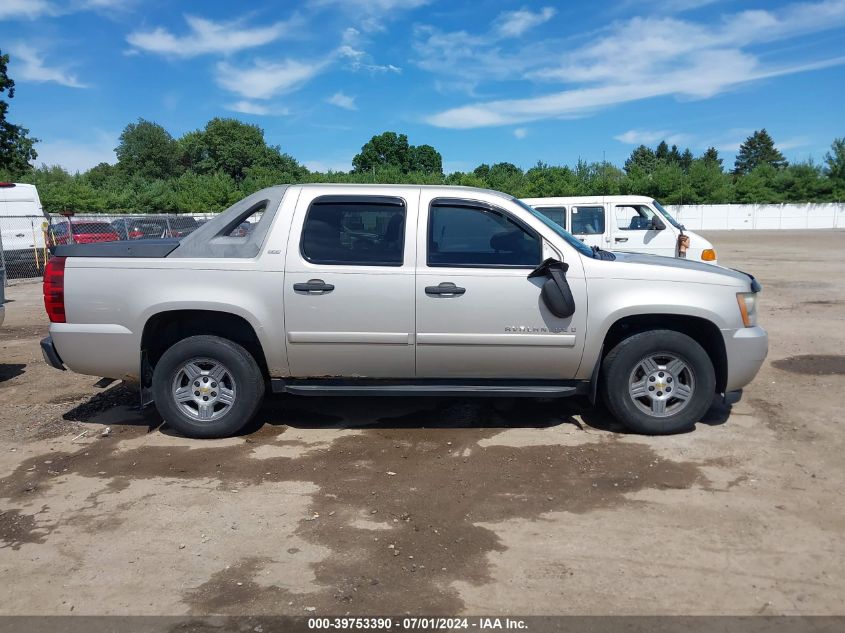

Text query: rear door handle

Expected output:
[425,282,466,296]
[294,280,335,293]
[615,237,629,243]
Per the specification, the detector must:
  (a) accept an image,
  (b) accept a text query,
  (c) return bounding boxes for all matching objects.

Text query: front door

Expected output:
[415,194,586,379]
[283,189,419,377]
[611,203,677,257]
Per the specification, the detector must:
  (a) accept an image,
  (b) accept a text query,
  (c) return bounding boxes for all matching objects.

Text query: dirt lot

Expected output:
[0,229,843,616]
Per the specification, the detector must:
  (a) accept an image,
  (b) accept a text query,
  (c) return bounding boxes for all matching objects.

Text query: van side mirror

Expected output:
[650,216,666,231]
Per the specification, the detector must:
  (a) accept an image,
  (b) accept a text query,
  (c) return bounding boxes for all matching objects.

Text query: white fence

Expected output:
[665,203,845,231]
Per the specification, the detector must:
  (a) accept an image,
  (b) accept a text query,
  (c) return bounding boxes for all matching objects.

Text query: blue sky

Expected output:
[2,0,844,173]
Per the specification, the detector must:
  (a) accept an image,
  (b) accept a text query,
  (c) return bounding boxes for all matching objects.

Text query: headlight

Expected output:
[736,292,757,327]
[701,248,717,261]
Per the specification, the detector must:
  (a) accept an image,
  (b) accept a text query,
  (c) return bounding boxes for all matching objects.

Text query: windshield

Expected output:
[513,199,595,258]
[652,199,683,230]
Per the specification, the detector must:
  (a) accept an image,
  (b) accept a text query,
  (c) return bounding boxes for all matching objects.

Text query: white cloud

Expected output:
[0,0,137,20]
[426,0,845,128]
[326,91,357,110]
[513,127,528,139]
[0,0,54,19]
[216,58,328,100]
[494,7,556,38]
[614,129,691,146]
[33,130,117,172]
[127,14,298,57]
[224,100,291,116]
[10,44,87,88]
[311,0,431,32]
[338,27,402,72]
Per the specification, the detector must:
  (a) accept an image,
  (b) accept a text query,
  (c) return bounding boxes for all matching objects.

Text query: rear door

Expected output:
[415,193,586,379]
[283,188,419,378]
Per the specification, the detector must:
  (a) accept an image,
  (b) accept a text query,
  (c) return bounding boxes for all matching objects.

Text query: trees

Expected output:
[115,119,179,180]
[825,137,845,197]
[352,132,411,173]
[8,110,845,211]
[624,145,657,174]
[409,144,443,175]
[352,131,444,175]
[194,117,303,182]
[733,129,788,175]
[0,50,38,175]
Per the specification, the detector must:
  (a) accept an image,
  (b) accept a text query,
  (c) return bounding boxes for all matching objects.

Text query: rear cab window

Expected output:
[300,196,406,266]
[533,206,567,229]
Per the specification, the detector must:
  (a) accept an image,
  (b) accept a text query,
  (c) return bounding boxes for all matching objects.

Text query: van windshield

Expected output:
[514,199,595,258]
[652,200,683,229]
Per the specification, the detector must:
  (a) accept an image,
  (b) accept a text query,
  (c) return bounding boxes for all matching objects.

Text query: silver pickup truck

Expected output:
[40,184,767,438]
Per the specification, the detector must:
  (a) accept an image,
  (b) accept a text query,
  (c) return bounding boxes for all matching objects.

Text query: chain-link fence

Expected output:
[0,213,218,282]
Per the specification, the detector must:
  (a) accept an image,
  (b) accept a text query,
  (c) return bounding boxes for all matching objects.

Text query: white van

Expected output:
[0,182,50,276]
[521,196,717,263]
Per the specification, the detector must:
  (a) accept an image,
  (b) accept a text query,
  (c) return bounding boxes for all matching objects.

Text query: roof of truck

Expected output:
[292,182,514,200]
[521,195,656,204]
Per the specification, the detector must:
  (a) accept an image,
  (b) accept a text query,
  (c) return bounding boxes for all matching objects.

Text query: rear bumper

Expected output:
[40,336,66,370]
[723,326,768,392]
[49,322,138,378]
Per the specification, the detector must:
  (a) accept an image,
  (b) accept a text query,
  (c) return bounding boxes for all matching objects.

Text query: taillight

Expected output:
[44,257,67,323]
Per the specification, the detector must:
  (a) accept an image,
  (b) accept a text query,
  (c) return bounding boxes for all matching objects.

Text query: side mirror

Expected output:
[528,258,576,318]
[650,216,666,231]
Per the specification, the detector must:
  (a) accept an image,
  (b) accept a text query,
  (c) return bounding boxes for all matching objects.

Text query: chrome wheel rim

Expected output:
[171,358,236,422]
[628,353,694,418]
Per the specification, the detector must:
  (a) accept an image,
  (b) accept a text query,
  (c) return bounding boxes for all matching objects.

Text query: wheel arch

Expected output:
[140,309,270,385]
[597,313,728,393]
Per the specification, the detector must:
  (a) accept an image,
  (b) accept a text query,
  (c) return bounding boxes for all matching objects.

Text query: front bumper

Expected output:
[40,336,66,370]
[723,326,768,392]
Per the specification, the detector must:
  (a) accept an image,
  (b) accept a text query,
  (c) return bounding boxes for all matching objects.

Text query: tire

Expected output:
[152,335,265,439]
[600,329,715,435]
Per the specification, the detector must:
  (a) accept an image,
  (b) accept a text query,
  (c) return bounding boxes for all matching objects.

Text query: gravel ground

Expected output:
[0,229,843,616]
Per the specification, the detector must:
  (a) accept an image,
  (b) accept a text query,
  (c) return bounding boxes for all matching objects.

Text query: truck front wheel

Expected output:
[600,329,715,435]
[152,335,265,438]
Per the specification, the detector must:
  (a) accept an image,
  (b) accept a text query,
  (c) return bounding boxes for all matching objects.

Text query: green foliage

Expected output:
[116,119,178,180]
[825,137,845,197]
[733,129,788,175]
[4,116,843,212]
[0,49,39,175]
[352,131,443,175]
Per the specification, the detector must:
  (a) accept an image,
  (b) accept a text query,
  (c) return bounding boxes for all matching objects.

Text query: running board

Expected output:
[270,378,588,398]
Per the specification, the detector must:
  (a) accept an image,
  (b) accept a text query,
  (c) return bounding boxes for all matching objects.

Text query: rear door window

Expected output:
[300,196,406,266]
[571,206,605,235]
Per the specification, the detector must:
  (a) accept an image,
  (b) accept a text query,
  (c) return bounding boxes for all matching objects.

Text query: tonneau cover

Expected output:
[51,239,180,258]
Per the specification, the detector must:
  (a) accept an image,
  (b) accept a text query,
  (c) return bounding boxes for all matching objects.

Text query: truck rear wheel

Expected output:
[600,329,715,435]
[152,335,265,438]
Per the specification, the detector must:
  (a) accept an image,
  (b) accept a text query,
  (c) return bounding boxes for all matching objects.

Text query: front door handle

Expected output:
[294,279,335,293]
[425,282,466,296]
[615,237,629,243]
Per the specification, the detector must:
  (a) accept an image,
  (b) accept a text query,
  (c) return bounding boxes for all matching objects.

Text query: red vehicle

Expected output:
[50,221,121,245]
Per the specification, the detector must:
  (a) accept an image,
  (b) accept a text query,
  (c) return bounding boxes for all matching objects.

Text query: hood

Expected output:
[601,251,755,288]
